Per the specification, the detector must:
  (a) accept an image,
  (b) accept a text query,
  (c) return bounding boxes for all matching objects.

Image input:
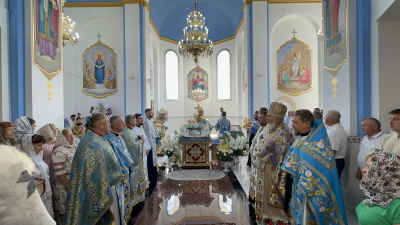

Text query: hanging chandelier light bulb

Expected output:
[178,0,213,65]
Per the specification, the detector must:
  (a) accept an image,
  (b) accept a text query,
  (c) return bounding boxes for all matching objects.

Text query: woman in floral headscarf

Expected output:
[0,122,16,146]
[36,123,57,181]
[356,149,400,225]
[71,122,85,145]
[21,134,54,218]
[14,116,36,150]
[51,129,76,221]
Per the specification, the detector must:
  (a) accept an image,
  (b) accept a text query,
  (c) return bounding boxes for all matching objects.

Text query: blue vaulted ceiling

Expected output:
[66,0,244,43]
[148,0,244,42]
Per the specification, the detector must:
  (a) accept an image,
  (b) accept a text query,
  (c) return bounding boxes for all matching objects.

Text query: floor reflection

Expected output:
[134,169,254,225]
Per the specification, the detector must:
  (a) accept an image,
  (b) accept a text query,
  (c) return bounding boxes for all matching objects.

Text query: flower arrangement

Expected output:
[243,118,252,130]
[230,135,249,157]
[170,152,181,167]
[216,132,234,162]
[159,134,180,158]
[179,122,211,137]
[210,159,219,166]
[210,159,219,170]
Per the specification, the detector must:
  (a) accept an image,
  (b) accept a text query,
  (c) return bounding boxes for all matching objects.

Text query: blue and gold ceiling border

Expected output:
[65,0,321,45]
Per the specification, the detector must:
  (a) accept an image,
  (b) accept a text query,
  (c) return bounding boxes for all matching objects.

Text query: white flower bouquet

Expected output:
[229,135,249,157]
[159,134,181,158]
[217,132,234,162]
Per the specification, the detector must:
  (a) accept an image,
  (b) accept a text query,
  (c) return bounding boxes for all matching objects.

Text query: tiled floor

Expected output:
[133,166,255,225]
[131,155,358,225]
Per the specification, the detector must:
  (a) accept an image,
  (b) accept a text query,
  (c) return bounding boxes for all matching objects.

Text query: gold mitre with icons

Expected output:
[268,102,287,119]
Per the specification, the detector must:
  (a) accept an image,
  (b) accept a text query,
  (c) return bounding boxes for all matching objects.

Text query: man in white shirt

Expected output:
[380,109,400,155]
[356,118,386,180]
[143,108,160,183]
[325,110,348,179]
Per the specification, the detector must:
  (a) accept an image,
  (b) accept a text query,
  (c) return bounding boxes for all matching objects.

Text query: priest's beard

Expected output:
[266,118,278,131]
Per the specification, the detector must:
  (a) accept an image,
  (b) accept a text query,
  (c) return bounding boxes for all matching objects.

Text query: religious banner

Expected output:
[82,37,118,98]
[187,66,209,102]
[276,37,312,96]
[32,0,62,80]
[323,0,348,76]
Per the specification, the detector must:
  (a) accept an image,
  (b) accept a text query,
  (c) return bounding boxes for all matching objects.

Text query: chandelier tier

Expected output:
[61,0,79,46]
[191,87,206,101]
[178,0,213,65]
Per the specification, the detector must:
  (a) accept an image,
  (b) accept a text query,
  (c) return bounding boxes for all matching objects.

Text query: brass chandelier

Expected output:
[61,0,79,46]
[178,0,213,65]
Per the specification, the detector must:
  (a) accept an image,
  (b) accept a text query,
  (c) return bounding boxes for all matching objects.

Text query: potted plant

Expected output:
[209,159,219,170]
[216,132,234,172]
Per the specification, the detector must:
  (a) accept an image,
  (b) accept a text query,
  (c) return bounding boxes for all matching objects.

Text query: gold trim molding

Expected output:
[213,17,244,45]
[64,0,147,8]
[244,0,321,9]
[149,18,178,44]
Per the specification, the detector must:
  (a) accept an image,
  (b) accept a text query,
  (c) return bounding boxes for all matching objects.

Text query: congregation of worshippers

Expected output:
[2,103,400,225]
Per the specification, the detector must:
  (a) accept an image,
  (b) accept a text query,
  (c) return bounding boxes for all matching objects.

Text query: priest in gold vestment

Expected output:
[253,102,294,224]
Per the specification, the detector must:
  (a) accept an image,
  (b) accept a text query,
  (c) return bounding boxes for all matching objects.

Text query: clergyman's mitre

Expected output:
[268,102,287,119]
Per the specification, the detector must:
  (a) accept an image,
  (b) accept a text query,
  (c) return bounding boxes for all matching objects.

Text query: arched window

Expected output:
[217,50,231,100]
[165,50,179,100]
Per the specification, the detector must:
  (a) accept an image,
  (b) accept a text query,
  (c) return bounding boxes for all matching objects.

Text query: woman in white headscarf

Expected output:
[36,123,57,181]
[51,129,76,221]
[14,116,36,150]
[21,134,54,218]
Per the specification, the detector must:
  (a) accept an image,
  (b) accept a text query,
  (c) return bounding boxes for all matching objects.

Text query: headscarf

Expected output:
[21,135,54,218]
[53,131,76,152]
[71,124,84,139]
[21,135,48,180]
[36,123,56,141]
[360,149,400,208]
[14,116,34,147]
[0,122,16,146]
[0,122,11,146]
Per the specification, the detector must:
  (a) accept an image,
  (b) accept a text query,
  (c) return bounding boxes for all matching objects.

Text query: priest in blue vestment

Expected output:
[64,113,123,225]
[281,109,348,225]
[215,111,231,137]
[105,116,134,225]
[120,115,148,210]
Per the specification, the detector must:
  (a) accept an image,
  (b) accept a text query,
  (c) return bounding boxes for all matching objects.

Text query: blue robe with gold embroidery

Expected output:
[120,127,148,209]
[64,130,123,225]
[105,132,134,224]
[215,118,231,137]
[281,120,348,225]
[253,122,293,223]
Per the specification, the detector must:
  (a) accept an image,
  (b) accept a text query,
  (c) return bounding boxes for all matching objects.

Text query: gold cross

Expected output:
[292,29,297,37]
[97,33,102,41]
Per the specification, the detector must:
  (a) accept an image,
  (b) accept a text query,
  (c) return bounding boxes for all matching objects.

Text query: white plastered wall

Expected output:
[63,6,129,118]
[268,3,322,112]
[370,0,400,133]
[124,4,142,116]
[0,0,10,120]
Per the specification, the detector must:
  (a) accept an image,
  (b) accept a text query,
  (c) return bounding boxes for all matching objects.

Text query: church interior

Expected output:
[2,0,400,224]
